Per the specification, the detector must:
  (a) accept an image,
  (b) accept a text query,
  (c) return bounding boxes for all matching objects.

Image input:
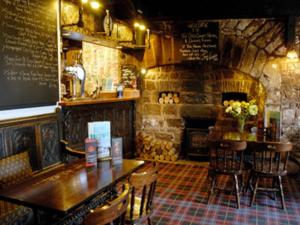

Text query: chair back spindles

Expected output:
[129,187,135,220]
[250,141,293,209]
[253,142,292,175]
[84,183,130,225]
[209,140,246,173]
[208,140,247,209]
[146,181,156,212]
[127,163,158,224]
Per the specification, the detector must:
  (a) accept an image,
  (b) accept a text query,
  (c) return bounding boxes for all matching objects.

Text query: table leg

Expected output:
[33,208,41,225]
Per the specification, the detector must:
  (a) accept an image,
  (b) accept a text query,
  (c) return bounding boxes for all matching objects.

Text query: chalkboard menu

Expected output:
[175,22,219,62]
[121,64,137,88]
[0,0,58,110]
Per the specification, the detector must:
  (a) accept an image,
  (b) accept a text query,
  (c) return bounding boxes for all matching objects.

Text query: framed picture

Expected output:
[111,137,123,165]
[121,64,137,88]
[102,78,114,91]
[266,110,280,127]
[265,110,281,139]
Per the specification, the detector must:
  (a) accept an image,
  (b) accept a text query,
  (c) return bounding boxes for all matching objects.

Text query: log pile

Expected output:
[136,132,179,161]
[158,92,180,104]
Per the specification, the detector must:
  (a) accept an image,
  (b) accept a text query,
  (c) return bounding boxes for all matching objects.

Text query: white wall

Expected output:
[0,105,58,121]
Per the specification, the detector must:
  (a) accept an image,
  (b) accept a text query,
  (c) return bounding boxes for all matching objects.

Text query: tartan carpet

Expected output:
[150,162,300,225]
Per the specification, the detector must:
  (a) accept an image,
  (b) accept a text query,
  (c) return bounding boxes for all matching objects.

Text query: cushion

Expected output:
[0,151,32,189]
[0,200,33,225]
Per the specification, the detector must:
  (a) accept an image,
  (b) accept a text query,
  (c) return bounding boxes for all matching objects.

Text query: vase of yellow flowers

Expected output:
[223,99,258,132]
[237,117,245,133]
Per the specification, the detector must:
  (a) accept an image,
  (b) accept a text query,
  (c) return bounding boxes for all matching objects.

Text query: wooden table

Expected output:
[0,159,144,225]
[207,130,290,144]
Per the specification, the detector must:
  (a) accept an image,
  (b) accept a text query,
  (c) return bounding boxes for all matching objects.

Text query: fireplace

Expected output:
[183,117,216,160]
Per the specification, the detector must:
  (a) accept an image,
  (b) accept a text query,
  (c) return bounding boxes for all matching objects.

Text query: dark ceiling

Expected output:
[111,0,300,21]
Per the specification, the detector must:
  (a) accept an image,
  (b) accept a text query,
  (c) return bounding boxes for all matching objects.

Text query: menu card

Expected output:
[88,121,111,159]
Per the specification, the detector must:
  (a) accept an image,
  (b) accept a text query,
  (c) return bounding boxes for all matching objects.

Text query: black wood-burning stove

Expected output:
[183,117,216,161]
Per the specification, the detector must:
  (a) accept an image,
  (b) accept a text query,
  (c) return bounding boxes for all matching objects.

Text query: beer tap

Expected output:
[64,63,86,99]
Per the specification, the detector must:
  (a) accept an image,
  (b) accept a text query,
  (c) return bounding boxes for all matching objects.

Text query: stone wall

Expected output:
[136,18,300,163]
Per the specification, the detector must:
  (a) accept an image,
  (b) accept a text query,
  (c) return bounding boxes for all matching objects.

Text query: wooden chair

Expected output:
[207,140,247,209]
[250,142,293,209]
[84,183,130,225]
[126,163,158,225]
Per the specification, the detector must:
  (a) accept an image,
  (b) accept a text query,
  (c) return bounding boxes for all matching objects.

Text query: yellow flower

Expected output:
[249,99,256,105]
[241,101,249,108]
[225,106,232,113]
[249,105,258,116]
[224,99,258,120]
[223,100,229,107]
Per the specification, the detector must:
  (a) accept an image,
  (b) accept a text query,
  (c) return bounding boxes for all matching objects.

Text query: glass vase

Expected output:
[237,118,245,133]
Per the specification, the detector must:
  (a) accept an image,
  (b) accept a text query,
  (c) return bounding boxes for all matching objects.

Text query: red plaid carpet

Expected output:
[150,162,300,225]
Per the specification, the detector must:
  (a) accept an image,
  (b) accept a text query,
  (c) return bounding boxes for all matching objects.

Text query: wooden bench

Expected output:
[0,112,62,225]
[0,151,34,225]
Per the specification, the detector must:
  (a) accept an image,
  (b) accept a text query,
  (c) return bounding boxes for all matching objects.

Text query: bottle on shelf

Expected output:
[117,84,123,98]
[103,9,113,36]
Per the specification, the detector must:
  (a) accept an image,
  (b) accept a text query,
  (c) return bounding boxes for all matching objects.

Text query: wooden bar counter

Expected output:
[59,96,139,159]
[59,96,140,107]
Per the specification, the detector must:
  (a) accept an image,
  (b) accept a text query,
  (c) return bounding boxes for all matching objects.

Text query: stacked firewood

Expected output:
[158,92,180,104]
[136,132,179,161]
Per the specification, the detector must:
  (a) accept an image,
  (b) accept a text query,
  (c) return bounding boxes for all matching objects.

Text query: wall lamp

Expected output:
[82,0,101,10]
[140,67,147,75]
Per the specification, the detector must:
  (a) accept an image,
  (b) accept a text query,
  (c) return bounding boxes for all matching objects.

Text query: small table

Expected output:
[0,159,144,225]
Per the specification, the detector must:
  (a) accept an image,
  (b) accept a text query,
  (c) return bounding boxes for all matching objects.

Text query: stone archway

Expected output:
[215,69,266,115]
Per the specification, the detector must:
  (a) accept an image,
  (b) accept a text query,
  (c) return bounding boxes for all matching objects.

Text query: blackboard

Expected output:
[121,64,137,88]
[175,22,219,62]
[0,0,58,110]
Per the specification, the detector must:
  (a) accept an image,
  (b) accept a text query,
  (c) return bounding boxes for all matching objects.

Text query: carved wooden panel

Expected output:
[7,125,38,170]
[0,128,5,158]
[40,121,61,168]
[62,101,135,158]
[0,113,61,171]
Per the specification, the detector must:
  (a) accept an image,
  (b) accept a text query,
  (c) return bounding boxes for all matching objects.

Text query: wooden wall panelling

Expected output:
[0,129,5,158]
[61,101,135,159]
[7,125,38,170]
[102,105,115,124]
[40,121,61,168]
[0,113,62,171]
[114,103,134,158]
[62,106,94,144]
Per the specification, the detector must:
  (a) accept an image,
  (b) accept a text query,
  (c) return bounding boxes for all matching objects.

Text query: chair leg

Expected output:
[244,170,253,194]
[272,177,277,201]
[234,174,240,209]
[208,175,216,204]
[278,176,286,210]
[120,213,125,225]
[147,217,152,225]
[239,174,244,195]
[250,175,258,207]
